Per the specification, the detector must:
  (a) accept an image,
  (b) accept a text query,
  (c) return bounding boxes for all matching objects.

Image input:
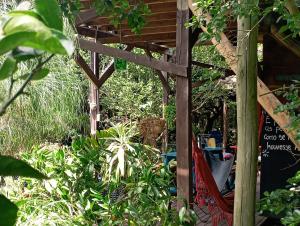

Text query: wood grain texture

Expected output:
[234,3,259,224]
[79,38,188,76]
[176,1,192,209]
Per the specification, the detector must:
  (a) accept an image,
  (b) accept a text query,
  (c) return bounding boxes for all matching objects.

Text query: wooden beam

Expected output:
[162,54,169,153]
[176,0,192,209]
[79,38,188,76]
[90,52,100,135]
[120,25,176,35]
[76,26,115,39]
[98,32,176,44]
[74,54,101,88]
[77,27,170,53]
[77,27,176,44]
[257,79,300,149]
[88,11,176,26]
[223,100,228,148]
[80,0,177,9]
[77,1,176,25]
[270,26,300,60]
[102,19,176,32]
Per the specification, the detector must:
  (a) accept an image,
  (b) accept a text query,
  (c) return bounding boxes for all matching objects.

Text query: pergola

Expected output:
[75,0,300,209]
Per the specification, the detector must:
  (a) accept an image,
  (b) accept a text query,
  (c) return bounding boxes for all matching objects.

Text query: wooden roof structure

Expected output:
[75,0,300,209]
[76,0,238,51]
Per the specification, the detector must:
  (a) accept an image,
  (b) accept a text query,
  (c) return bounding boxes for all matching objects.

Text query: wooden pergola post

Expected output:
[223,100,228,148]
[234,0,259,224]
[162,54,169,153]
[90,52,100,135]
[176,0,192,209]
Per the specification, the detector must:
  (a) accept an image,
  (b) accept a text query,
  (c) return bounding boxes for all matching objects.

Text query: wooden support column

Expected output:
[234,1,259,224]
[176,0,192,209]
[90,52,100,135]
[223,100,228,148]
[162,54,169,153]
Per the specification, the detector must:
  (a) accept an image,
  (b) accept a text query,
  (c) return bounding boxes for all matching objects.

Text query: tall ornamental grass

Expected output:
[0,55,89,153]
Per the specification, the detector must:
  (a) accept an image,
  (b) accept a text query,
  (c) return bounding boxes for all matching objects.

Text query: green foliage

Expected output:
[0,155,48,226]
[259,82,300,226]
[190,0,300,41]
[0,56,17,80]
[35,0,63,31]
[0,194,18,226]
[100,60,163,121]
[0,57,89,153]
[93,0,150,34]
[0,0,74,116]
[164,98,176,131]
[0,1,75,224]
[275,81,300,141]
[0,156,47,179]
[258,170,300,226]
[2,124,196,225]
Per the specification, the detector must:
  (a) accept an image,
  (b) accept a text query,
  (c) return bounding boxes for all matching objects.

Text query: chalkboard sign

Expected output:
[260,111,300,197]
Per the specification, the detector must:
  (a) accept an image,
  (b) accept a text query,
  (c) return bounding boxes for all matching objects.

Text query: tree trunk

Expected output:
[234,2,259,225]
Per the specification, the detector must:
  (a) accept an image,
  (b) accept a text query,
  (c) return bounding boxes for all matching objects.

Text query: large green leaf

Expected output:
[8,10,42,20]
[0,56,17,80]
[0,31,71,55]
[32,68,49,80]
[35,0,63,31]
[0,156,47,179]
[51,29,74,56]
[0,194,18,226]
[3,14,52,36]
[0,13,73,56]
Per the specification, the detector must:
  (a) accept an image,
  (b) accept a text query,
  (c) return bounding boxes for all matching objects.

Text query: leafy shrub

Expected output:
[3,124,196,225]
[258,170,300,226]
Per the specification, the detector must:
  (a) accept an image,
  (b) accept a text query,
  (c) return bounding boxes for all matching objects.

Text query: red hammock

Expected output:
[192,138,234,226]
[192,108,264,225]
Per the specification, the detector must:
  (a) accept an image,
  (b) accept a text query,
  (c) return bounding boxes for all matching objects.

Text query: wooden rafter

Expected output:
[98,32,176,44]
[78,38,188,76]
[75,53,102,88]
[270,26,300,58]
[101,19,177,32]
[88,11,177,26]
[75,47,134,89]
[77,27,170,53]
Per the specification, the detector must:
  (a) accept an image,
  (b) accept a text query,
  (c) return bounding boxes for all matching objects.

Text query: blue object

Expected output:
[203,147,223,152]
[161,151,177,166]
[161,151,196,195]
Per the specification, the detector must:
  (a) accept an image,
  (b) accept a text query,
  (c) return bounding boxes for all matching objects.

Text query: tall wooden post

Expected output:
[234,0,259,224]
[176,0,192,209]
[223,100,228,148]
[90,52,100,135]
[162,54,169,153]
